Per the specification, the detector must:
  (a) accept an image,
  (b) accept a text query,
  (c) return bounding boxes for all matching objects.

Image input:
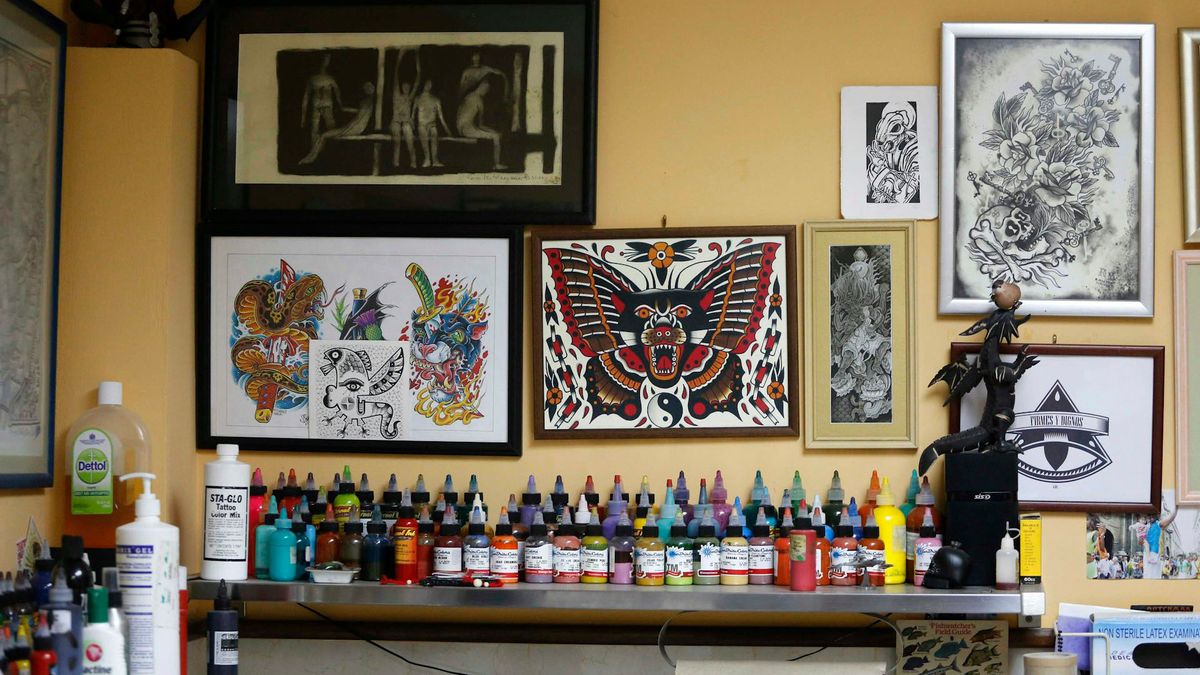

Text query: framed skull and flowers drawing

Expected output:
[940,23,1155,317]
[532,226,799,439]
[803,220,917,449]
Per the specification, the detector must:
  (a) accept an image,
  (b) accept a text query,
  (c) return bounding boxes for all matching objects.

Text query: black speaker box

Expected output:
[944,452,1019,587]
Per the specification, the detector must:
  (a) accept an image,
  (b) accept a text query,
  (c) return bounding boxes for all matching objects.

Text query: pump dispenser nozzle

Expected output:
[119,472,160,517]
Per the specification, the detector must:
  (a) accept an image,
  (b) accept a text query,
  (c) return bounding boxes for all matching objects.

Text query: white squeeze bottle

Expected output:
[202,444,250,581]
[995,522,1019,591]
[64,382,151,548]
[116,473,179,675]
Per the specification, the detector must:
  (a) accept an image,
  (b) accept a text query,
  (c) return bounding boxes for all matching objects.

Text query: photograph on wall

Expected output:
[1085,490,1200,580]
[940,23,1155,316]
[840,86,938,220]
[895,620,1007,674]
[202,0,597,224]
[952,343,1163,511]
[804,221,916,449]
[532,226,798,439]
[0,0,64,488]
[201,233,520,455]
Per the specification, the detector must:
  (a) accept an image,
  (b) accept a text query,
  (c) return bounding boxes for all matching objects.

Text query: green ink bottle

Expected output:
[664,511,693,586]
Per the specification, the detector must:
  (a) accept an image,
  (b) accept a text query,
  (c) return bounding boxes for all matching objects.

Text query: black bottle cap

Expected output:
[584,494,599,507]
[383,489,404,504]
[264,512,279,526]
[550,493,570,510]
[752,523,770,538]
[318,520,339,533]
[635,505,649,519]
[835,524,855,539]
[464,491,483,504]
[283,485,302,498]
[367,521,388,535]
[615,522,634,537]
[670,523,688,537]
[33,633,52,652]
[344,521,364,534]
[585,522,603,537]
[339,482,355,494]
[863,525,880,539]
[442,492,458,505]
[919,524,937,538]
[495,521,513,536]
[417,520,435,534]
[397,504,416,520]
[556,524,575,538]
[356,491,374,505]
[302,489,320,505]
[522,492,541,506]
[215,579,232,612]
[530,521,548,537]
[250,484,268,497]
[777,524,793,539]
[412,490,430,504]
[468,522,485,536]
[796,516,814,530]
[61,535,84,559]
[697,523,715,537]
[107,589,122,609]
[291,521,306,534]
[34,557,55,573]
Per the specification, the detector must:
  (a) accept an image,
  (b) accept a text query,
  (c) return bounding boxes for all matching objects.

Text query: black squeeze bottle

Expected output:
[52,536,92,605]
[207,579,239,674]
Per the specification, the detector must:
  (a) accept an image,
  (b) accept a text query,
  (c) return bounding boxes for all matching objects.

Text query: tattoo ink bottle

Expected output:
[664,512,693,586]
[582,475,600,518]
[247,468,268,579]
[826,471,845,529]
[632,491,651,539]
[814,509,832,586]
[748,507,775,585]
[859,513,885,587]
[552,522,581,584]
[829,510,859,586]
[687,478,710,538]
[507,494,529,580]
[279,469,302,517]
[415,508,436,580]
[254,496,279,579]
[490,508,519,584]
[608,512,636,585]
[361,505,390,582]
[332,466,360,528]
[268,508,298,582]
[601,475,627,539]
[634,514,664,586]
[315,504,341,566]
[433,507,462,574]
[462,506,491,577]
[338,510,365,571]
[790,471,806,513]
[719,510,749,585]
[523,511,554,584]
[324,472,341,510]
[550,475,569,514]
[391,489,419,584]
[440,474,460,525]
[540,495,559,541]
[302,472,321,511]
[411,474,431,516]
[291,505,312,580]
[692,512,720,586]
[789,512,817,592]
[708,471,731,538]
[774,507,794,587]
[657,482,678,542]
[581,510,609,584]
[674,471,694,524]
[519,475,541,527]
[380,474,403,524]
[356,473,375,520]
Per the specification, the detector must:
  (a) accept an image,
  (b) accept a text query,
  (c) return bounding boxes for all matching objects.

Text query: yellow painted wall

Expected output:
[7,0,1200,629]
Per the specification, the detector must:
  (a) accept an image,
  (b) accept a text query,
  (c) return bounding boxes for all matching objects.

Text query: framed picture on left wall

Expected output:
[198,230,522,455]
[0,0,65,488]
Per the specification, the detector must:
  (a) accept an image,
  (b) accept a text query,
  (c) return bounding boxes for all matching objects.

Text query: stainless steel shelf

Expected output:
[189,578,1044,617]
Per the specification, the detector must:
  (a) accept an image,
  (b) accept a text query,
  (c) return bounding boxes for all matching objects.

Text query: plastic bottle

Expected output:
[790,471,806,512]
[82,586,126,675]
[291,507,312,580]
[913,511,942,587]
[246,468,268,577]
[115,473,178,675]
[663,512,693,586]
[581,475,600,517]
[719,510,749,585]
[254,496,279,578]
[279,469,302,517]
[268,508,298,581]
[52,536,92,605]
[789,512,817,592]
[64,382,151,547]
[201,444,250,581]
[314,505,341,566]
[674,471,693,523]
[431,496,448,534]
[686,479,709,538]
[33,549,54,607]
[391,489,419,584]
[206,580,238,675]
[524,512,554,584]
[10,620,32,675]
[362,505,390,581]
[860,469,881,523]
[691,513,720,586]
[731,496,749,538]
[552,522,581,584]
[634,514,664,586]
[380,474,403,524]
[608,513,636,585]
[44,574,82,675]
[298,498,318,568]
[632,491,651,538]
[995,523,1020,590]
[826,471,845,528]
[332,466,360,528]
[748,507,774,584]
[900,469,920,517]
[741,470,765,526]
[811,497,833,540]
[539,495,559,541]
[774,507,794,587]
[709,471,732,537]
[507,495,529,581]
[31,613,56,675]
[490,508,519,583]
[355,473,375,520]
[550,475,569,513]
[302,472,321,511]
[339,511,365,570]
[859,514,885,587]
[601,476,627,539]
[573,493,591,533]
[99,569,125,649]
[814,517,831,586]
[848,497,863,540]
[581,511,609,584]
[873,477,907,585]
[415,509,436,581]
[905,477,943,582]
[411,474,431,516]
[322,472,340,514]
[440,474,460,524]
[657,483,678,541]
[830,515,859,586]
[519,475,541,527]
[462,506,491,577]
[433,508,462,573]
[460,475,485,527]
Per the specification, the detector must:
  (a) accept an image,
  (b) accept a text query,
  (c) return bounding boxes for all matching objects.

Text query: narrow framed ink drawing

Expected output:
[840,86,938,220]
[198,230,522,455]
[533,226,799,439]
[949,343,1163,512]
[201,0,598,225]
[1183,29,1200,243]
[940,23,1155,317]
[1174,252,1200,504]
[0,0,65,488]
[804,220,917,449]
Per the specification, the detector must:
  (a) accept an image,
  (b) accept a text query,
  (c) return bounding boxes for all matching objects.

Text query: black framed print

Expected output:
[201,0,598,225]
[0,0,65,488]
[197,228,523,456]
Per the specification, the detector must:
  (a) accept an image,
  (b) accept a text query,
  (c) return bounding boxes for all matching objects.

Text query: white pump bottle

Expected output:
[115,473,180,675]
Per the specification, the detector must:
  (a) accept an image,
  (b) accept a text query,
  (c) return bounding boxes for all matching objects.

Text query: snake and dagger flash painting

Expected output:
[534,228,797,438]
[205,236,515,453]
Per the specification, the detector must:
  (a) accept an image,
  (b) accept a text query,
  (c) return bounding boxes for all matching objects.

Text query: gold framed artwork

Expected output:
[803,220,917,449]
[1174,251,1200,504]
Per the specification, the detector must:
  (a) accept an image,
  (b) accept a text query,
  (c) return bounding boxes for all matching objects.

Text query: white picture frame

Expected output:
[1183,29,1200,243]
[840,86,938,220]
[940,23,1155,317]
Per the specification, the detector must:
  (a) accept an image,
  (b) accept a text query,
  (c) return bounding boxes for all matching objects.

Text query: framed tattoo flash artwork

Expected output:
[1183,30,1200,243]
[201,0,598,225]
[1173,252,1200,505]
[940,23,1155,317]
[199,231,522,455]
[950,343,1164,512]
[532,226,799,439]
[0,0,64,488]
[840,86,938,220]
[803,221,917,450]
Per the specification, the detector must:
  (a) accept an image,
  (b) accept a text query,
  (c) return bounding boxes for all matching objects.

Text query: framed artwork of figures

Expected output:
[803,220,917,449]
[533,226,799,439]
[840,86,938,220]
[0,0,65,488]
[950,343,1163,512]
[1183,29,1200,243]
[940,23,1155,317]
[199,230,522,455]
[1174,252,1200,504]
[201,0,598,225]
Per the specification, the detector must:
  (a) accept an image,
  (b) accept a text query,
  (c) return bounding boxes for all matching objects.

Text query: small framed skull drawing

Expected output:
[840,86,938,220]
[940,23,1155,317]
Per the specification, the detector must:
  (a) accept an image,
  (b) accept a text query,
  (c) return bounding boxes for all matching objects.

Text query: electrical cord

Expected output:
[297,602,475,675]
[789,612,901,673]
[657,610,697,668]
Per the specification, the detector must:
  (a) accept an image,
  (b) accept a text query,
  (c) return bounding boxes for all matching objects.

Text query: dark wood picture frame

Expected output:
[948,342,1164,512]
[0,0,65,488]
[196,225,523,456]
[531,225,801,440]
[200,0,598,225]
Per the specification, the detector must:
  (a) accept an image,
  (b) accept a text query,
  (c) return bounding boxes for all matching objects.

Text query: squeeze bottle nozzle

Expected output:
[401,488,413,508]
[828,471,844,501]
[711,470,728,502]
[387,474,399,492]
[675,471,689,502]
[791,471,805,502]
[286,468,298,488]
[916,477,935,505]
[358,473,371,492]
[252,468,264,488]
[341,465,352,484]
[304,472,316,490]
[274,471,285,491]
[905,470,920,502]
[780,507,794,529]
[468,474,479,493]
[584,475,596,494]
[698,479,709,504]
[877,477,896,506]
[554,475,565,495]
[526,475,538,495]
[415,473,427,493]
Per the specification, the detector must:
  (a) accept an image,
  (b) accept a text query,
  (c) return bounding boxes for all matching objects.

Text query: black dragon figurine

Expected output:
[919,280,1039,476]
[71,0,211,48]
